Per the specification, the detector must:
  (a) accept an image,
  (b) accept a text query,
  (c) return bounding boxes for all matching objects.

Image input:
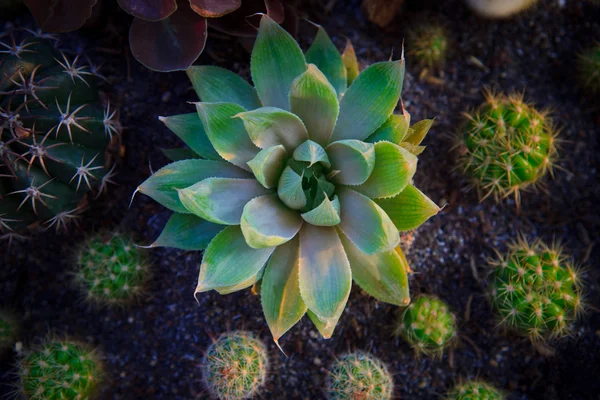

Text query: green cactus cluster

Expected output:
[447,380,504,400]
[326,351,393,400]
[17,338,103,400]
[397,295,457,357]
[201,331,268,400]
[407,23,449,71]
[0,28,121,241]
[0,309,20,354]
[488,237,584,341]
[577,42,600,93]
[456,90,558,205]
[75,231,151,305]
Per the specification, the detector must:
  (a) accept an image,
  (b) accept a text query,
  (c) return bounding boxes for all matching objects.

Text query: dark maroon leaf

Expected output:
[129,6,208,72]
[24,0,98,32]
[209,0,284,37]
[189,0,241,18]
[117,0,177,21]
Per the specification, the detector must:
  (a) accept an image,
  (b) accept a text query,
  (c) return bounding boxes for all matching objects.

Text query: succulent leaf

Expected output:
[247,145,287,188]
[305,26,347,96]
[301,195,341,226]
[341,39,360,86]
[189,0,241,17]
[117,0,177,20]
[365,112,411,144]
[375,185,440,231]
[235,107,309,151]
[293,140,330,168]
[150,213,223,250]
[277,166,307,210]
[327,140,375,185]
[403,118,434,146]
[159,113,220,160]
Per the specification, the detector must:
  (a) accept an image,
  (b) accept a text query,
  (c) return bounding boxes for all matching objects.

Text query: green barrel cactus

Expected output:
[0,309,20,354]
[17,338,102,399]
[396,295,457,357]
[456,90,558,205]
[326,351,393,400]
[577,42,600,93]
[75,231,151,305]
[0,29,121,241]
[136,16,440,341]
[407,23,449,71]
[447,380,504,400]
[489,237,584,341]
[201,331,268,400]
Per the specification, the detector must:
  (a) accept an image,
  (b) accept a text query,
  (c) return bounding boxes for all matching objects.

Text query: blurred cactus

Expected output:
[464,0,537,18]
[456,90,558,206]
[326,351,393,400]
[362,0,405,28]
[17,337,102,399]
[0,309,20,354]
[201,331,268,400]
[447,380,504,400]
[75,231,151,306]
[577,42,600,93]
[0,28,121,242]
[488,237,584,342]
[396,295,457,357]
[407,23,449,71]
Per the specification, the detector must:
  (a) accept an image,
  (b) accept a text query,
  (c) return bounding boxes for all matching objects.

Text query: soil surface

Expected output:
[1,0,599,399]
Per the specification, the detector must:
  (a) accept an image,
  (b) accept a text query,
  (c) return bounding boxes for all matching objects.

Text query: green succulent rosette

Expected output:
[137,16,439,341]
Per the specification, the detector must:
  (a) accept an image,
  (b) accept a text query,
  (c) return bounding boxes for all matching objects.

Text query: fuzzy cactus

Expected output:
[577,42,600,93]
[17,338,102,399]
[0,309,20,354]
[456,90,558,205]
[201,331,268,400]
[407,23,449,71]
[488,237,584,341]
[136,15,439,341]
[447,380,504,400]
[397,295,457,357]
[326,351,393,400]
[464,0,537,18]
[75,231,151,305]
[0,28,121,242]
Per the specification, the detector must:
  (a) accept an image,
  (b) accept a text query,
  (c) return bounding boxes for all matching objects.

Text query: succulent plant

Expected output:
[407,23,449,71]
[17,337,103,399]
[456,90,558,205]
[136,16,439,341]
[361,0,405,28]
[577,42,600,93]
[0,29,121,242]
[464,0,537,18]
[0,309,20,354]
[326,351,393,400]
[488,237,584,342]
[396,295,457,357]
[447,380,504,400]
[201,331,268,400]
[75,231,151,305]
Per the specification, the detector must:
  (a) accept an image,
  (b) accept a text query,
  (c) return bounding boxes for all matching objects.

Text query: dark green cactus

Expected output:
[397,295,457,357]
[0,309,20,354]
[326,351,393,400]
[577,42,600,93]
[17,338,103,399]
[201,331,268,400]
[456,90,558,206]
[75,231,151,305]
[447,380,504,400]
[407,23,449,71]
[489,237,584,341]
[0,28,121,241]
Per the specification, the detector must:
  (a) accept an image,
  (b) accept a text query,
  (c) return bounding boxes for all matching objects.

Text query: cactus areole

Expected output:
[136,16,440,342]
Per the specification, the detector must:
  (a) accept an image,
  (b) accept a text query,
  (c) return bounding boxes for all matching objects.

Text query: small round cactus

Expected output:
[18,338,102,399]
[201,331,268,400]
[447,380,504,400]
[397,295,457,357]
[0,309,20,354]
[75,231,151,305]
[457,90,558,205]
[407,23,449,70]
[489,237,584,341]
[577,43,600,93]
[326,351,393,400]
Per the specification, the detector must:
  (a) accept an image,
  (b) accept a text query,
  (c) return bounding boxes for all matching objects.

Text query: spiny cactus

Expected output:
[464,0,537,18]
[201,331,268,400]
[488,237,584,342]
[577,42,600,93]
[0,28,121,242]
[0,309,20,354]
[396,295,457,357]
[407,23,449,71]
[136,15,439,341]
[17,338,102,400]
[456,90,558,206]
[447,380,504,400]
[74,231,151,305]
[326,351,394,400]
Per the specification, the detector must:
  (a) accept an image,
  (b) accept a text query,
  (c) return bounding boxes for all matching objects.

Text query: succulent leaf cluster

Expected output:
[0,309,20,354]
[137,16,439,340]
[75,231,151,305]
[0,29,121,241]
[457,90,557,205]
[397,295,457,357]
[489,237,584,341]
[201,331,268,400]
[464,0,538,18]
[577,42,600,93]
[326,351,393,400]
[447,380,504,400]
[407,23,449,71]
[18,338,102,400]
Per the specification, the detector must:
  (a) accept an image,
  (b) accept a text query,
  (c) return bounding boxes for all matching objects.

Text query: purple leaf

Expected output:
[24,0,98,32]
[189,0,241,18]
[117,0,177,21]
[209,0,285,37]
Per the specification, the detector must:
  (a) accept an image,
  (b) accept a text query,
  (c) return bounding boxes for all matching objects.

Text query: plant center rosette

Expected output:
[136,16,440,343]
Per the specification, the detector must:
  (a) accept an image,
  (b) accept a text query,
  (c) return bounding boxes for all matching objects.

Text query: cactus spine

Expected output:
[407,23,449,71]
[326,351,393,400]
[447,380,504,400]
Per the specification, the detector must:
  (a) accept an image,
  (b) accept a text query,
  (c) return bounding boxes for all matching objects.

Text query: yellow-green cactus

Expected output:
[447,380,505,400]
[407,23,449,71]
[326,351,393,400]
